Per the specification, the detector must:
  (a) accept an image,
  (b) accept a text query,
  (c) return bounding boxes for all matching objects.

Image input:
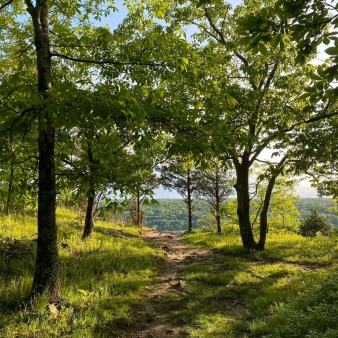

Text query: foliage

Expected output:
[235,0,338,104]
[142,198,338,232]
[298,209,332,237]
[295,198,338,226]
[143,199,211,231]
[158,158,201,231]
[127,196,145,226]
[196,160,234,232]
[250,172,301,232]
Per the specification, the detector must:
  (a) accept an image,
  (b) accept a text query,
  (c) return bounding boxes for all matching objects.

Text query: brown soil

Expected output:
[119,230,224,338]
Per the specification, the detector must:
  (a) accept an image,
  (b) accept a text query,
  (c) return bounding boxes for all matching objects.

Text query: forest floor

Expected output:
[120,230,224,338]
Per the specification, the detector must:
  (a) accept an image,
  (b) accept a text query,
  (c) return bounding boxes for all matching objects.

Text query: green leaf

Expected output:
[226,96,237,106]
[258,43,268,56]
[182,57,189,65]
[212,0,222,6]
[196,0,207,8]
[78,289,88,296]
[325,47,338,56]
[309,73,322,81]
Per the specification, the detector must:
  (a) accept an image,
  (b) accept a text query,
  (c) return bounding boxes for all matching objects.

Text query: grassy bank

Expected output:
[0,208,163,337]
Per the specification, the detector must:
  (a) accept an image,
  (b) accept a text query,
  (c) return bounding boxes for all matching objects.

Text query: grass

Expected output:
[2,211,338,337]
[180,228,338,337]
[0,207,163,337]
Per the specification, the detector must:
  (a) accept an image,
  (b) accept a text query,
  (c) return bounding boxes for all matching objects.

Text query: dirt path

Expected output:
[119,230,219,338]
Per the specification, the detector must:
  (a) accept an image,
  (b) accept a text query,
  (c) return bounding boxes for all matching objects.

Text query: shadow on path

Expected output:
[119,231,224,338]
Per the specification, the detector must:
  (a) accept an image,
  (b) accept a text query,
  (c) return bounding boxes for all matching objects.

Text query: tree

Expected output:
[148,0,318,249]
[196,160,234,233]
[250,170,300,233]
[0,132,38,215]
[0,0,154,301]
[299,209,332,237]
[235,0,338,107]
[127,173,159,227]
[159,158,200,232]
[56,104,139,239]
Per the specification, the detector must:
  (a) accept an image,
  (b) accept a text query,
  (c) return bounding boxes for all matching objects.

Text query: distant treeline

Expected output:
[142,198,338,231]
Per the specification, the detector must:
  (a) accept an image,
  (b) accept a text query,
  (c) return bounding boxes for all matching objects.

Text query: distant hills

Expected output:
[142,198,338,232]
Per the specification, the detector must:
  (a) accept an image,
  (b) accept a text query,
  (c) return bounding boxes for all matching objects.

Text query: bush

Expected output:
[298,209,332,237]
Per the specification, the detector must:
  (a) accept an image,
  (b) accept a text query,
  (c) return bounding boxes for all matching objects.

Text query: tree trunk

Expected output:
[82,140,98,238]
[82,187,96,239]
[27,0,60,301]
[137,190,141,226]
[258,176,276,250]
[216,215,221,234]
[187,169,193,233]
[233,157,258,250]
[5,164,14,216]
[258,156,287,249]
[215,169,221,234]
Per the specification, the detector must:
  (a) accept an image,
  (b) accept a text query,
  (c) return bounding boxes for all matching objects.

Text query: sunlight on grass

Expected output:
[0,207,163,338]
[2,211,338,338]
[181,229,338,338]
[186,313,242,338]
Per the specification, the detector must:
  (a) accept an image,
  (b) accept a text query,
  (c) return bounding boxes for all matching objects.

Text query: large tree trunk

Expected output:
[31,121,60,301]
[82,187,96,239]
[27,0,60,301]
[233,157,258,250]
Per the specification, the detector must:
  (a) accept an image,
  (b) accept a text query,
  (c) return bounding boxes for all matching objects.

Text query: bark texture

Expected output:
[234,156,259,250]
[82,141,98,239]
[26,0,60,301]
[82,187,96,239]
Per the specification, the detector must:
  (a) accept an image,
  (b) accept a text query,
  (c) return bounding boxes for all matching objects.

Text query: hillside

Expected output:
[3,207,338,337]
[143,198,338,231]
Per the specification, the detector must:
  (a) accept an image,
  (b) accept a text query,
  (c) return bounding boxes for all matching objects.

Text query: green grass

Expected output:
[180,229,338,338]
[2,211,338,337]
[0,207,163,338]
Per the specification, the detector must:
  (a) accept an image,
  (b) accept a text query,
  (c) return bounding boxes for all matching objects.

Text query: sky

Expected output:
[97,0,319,199]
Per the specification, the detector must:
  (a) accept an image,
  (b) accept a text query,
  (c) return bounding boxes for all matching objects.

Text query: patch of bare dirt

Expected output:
[118,230,223,338]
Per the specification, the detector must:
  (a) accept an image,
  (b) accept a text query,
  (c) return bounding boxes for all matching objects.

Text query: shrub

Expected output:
[298,209,332,237]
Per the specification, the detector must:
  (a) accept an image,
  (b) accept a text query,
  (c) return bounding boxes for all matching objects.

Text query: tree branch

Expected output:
[50,53,166,68]
[0,0,14,11]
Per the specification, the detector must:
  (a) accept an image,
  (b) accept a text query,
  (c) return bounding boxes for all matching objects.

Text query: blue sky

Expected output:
[97,0,319,198]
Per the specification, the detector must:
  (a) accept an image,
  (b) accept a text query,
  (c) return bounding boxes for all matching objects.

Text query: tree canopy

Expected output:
[2,0,338,300]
